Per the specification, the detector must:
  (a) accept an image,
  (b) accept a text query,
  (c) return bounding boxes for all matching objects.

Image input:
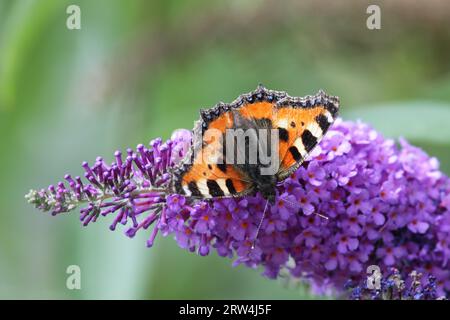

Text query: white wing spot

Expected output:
[217,179,229,195]
[197,179,212,198]
[294,138,307,157]
[182,185,192,196]
[276,118,289,129]
[307,122,323,139]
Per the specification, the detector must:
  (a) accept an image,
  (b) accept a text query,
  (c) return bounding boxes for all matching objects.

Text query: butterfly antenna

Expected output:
[251,199,269,250]
[313,212,329,220]
[379,219,390,233]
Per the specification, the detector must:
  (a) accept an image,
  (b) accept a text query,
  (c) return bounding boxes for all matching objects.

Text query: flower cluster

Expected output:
[26,119,450,297]
[26,129,192,246]
[344,268,445,300]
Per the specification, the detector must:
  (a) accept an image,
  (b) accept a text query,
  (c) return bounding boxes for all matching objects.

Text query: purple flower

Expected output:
[321,131,352,161]
[367,200,387,226]
[324,250,339,271]
[26,119,450,298]
[336,234,359,254]
[290,187,315,216]
[300,161,326,186]
[273,195,298,220]
[376,246,406,266]
[347,190,373,215]
[407,218,430,234]
[166,194,186,212]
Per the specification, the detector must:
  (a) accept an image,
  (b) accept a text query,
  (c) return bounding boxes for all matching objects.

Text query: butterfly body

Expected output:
[171,85,339,204]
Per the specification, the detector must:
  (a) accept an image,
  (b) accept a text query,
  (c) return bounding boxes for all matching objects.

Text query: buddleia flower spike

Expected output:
[26,87,450,298]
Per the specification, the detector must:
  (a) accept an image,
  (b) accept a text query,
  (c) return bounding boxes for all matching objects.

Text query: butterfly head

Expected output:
[255,174,277,205]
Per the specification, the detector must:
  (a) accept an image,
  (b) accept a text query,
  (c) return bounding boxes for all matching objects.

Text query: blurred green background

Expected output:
[0,0,449,299]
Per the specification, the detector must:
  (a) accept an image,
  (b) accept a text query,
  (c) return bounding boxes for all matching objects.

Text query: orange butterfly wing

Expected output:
[273,92,339,180]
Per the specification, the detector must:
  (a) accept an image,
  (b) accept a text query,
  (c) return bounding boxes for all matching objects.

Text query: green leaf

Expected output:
[0,0,63,110]
[344,101,450,145]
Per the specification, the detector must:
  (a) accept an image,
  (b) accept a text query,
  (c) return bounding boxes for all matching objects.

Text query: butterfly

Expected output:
[171,85,339,205]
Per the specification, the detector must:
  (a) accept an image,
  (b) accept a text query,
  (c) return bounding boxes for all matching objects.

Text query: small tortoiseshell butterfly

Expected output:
[171,85,339,204]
